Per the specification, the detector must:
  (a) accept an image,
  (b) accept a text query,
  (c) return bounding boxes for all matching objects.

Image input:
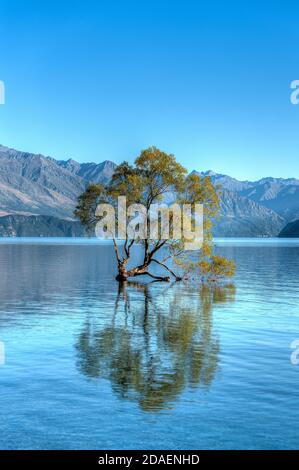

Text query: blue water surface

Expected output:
[0,239,298,449]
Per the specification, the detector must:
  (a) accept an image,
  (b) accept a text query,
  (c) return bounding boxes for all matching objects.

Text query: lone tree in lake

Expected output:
[75,147,235,282]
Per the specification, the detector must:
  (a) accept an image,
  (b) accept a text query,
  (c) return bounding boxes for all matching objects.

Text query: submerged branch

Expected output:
[151,259,182,281]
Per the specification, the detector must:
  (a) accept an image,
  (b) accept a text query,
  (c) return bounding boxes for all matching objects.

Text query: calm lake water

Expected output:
[0,239,298,449]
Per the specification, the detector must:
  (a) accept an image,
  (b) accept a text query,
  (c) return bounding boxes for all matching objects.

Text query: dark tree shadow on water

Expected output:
[75,281,236,412]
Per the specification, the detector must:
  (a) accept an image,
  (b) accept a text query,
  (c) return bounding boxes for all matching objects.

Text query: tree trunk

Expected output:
[115,260,129,282]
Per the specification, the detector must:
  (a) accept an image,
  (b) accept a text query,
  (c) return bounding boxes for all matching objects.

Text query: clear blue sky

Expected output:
[0,0,298,180]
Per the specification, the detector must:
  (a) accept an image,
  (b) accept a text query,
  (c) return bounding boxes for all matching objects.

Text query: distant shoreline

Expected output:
[0,237,298,246]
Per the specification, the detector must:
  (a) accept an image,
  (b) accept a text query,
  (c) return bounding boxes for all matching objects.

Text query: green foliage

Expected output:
[75,146,235,282]
[199,255,236,281]
[74,184,106,233]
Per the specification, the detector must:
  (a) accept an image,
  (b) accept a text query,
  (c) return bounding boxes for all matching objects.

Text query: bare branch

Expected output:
[148,239,168,260]
[151,258,182,281]
[134,271,170,282]
[112,238,121,263]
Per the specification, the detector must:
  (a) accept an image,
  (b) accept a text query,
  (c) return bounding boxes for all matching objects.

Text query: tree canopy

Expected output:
[75,146,235,282]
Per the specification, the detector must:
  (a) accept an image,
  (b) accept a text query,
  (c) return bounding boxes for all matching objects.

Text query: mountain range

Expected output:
[199,170,299,222]
[0,144,297,237]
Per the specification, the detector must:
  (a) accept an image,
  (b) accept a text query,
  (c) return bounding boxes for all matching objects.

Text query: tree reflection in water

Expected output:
[75,282,235,411]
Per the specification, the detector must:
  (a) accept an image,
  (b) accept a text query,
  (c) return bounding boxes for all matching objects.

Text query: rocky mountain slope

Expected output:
[213,189,285,237]
[0,144,86,218]
[0,144,115,219]
[199,170,299,223]
[278,219,299,237]
[57,158,116,184]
